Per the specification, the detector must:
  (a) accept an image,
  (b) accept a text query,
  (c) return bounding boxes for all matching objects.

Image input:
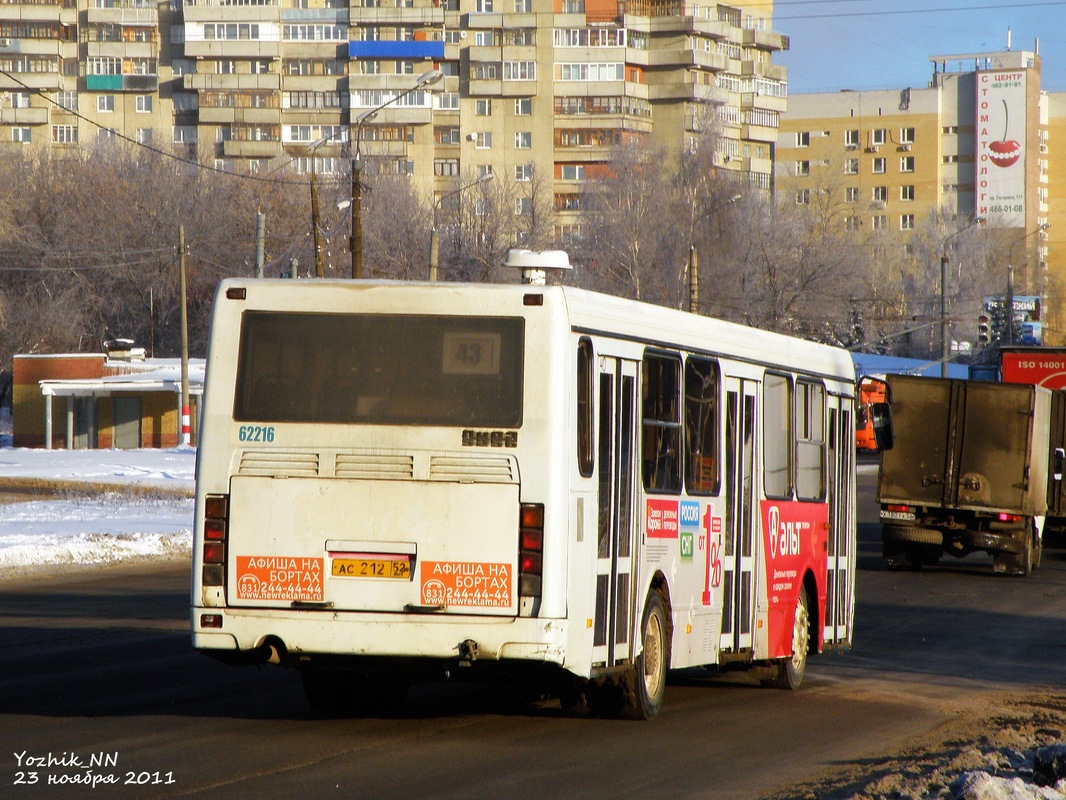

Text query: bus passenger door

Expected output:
[825,402,855,644]
[592,357,638,669]
[720,378,758,654]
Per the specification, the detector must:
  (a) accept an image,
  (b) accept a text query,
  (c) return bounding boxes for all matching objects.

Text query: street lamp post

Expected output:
[938,215,985,377]
[1005,222,1051,346]
[687,193,741,313]
[429,172,494,281]
[349,68,444,280]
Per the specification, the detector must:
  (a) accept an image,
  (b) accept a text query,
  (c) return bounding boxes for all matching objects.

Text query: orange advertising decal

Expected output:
[236,555,323,602]
[420,561,512,608]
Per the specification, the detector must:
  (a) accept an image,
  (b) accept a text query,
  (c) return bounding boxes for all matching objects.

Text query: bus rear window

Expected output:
[233,312,524,427]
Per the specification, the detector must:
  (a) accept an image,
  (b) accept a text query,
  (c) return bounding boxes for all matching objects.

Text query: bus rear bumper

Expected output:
[191,606,571,671]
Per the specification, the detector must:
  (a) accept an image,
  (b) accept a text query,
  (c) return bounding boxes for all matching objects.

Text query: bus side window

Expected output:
[577,338,594,477]
[796,381,825,500]
[685,356,720,494]
[763,373,792,498]
[642,353,682,493]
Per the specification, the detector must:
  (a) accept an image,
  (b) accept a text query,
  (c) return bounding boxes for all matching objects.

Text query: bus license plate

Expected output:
[331,556,411,580]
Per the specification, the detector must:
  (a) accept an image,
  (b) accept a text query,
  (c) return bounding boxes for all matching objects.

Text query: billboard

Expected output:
[976,69,1027,227]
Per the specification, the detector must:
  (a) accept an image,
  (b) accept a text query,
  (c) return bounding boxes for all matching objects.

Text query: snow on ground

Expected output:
[0,430,195,572]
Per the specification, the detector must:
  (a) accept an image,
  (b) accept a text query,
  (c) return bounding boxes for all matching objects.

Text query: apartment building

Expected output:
[0,0,788,243]
[777,47,1063,340]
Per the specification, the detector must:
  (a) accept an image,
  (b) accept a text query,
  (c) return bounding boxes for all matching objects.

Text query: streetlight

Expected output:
[1005,222,1050,346]
[938,214,985,376]
[304,131,346,278]
[687,193,741,313]
[349,68,444,280]
[429,172,494,281]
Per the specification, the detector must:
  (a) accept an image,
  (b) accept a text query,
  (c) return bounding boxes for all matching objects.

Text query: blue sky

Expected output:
[775,1,1066,94]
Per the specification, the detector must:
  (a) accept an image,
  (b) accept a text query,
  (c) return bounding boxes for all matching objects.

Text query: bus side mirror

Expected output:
[869,402,894,451]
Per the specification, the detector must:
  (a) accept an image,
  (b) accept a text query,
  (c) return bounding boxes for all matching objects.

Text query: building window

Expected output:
[844,129,859,147]
[845,187,859,203]
[872,215,887,230]
[872,186,887,203]
[475,98,491,116]
[900,156,915,173]
[477,164,493,180]
[872,157,886,174]
[796,131,810,148]
[845,216,861,231]
[514,98,531,116]
[12,127,30,143]
[796,189,810,205]
[844,158,859,175]
[795,160,810,177]
[514,197,532,215]
[560,164,585,180]
[52,125,78,144]
[434,158,459,176]
[474,131,492,149]
[514,131,531,149]
[900,214,915,231]
[97,95,114,113]
[900,185,915,201]
[899,127,915,144]
[136,94,152,113]
[514,0,531,10]
[870,128,886,146]
[476,0,493,10]
[504,61,536,80]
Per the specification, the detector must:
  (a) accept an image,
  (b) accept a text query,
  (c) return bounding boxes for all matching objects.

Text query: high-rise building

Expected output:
[777,47,1062,342]
[0,0,789,245]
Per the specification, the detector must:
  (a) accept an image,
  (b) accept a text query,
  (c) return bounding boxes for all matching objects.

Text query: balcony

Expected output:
[742,28,789,52]
[222,139,282,158]
[184,73,281,91]
[85,74,159,92]
[0,106,49,125]
[86,7,158,26]
[348,40,444,59]
[348,7,443,25]
[182,40,281,59]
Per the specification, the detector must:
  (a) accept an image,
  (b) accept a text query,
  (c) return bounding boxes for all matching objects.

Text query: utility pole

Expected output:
[255,209,265,279]
[178,225,191,447]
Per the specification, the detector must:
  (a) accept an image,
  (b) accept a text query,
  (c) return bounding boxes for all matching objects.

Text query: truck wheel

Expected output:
[770,586,810,690]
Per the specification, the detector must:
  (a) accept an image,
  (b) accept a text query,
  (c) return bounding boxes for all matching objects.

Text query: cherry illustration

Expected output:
[989,98,1021,168]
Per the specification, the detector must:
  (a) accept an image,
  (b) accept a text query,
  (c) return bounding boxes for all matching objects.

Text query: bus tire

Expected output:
[771,586,810,690]
[626,590,669,720]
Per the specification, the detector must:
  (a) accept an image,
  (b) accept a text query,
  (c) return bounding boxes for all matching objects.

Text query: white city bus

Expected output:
[191,267,856,719]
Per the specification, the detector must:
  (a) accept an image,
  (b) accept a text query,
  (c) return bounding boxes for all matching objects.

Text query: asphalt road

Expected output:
[1,468,1064,799]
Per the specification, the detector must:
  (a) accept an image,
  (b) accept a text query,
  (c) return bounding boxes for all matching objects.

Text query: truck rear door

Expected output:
[878,375,955,507]
[956,382,1035,511]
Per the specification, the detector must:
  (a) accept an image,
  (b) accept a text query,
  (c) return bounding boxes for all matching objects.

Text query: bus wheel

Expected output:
[771,587,810,690]
[626,591,669,720]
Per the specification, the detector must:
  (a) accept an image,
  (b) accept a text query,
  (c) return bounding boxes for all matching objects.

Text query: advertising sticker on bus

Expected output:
[420,561,512,607]
[235,555,324,602]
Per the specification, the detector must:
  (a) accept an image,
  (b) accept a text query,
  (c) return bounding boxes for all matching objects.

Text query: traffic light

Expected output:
[978,314,991,344]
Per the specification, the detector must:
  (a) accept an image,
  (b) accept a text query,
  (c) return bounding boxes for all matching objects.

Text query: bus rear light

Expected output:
[518,503,544,617]
[520,504,544,529]
[202,493,229,586]
[520,528,543,552]
[886,504,912,514]
[204,519,226,540]
[203,542,226,564]
[997,513,1023,523]
[200,614,223,629]
[520,551,542,574]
